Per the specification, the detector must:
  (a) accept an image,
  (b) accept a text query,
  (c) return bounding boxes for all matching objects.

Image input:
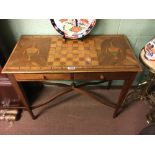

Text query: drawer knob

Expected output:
[100,74,104,80]
[43,75,46,80]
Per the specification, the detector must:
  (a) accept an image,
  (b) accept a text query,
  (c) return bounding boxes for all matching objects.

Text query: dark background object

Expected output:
[0,35,22,120]
[0,26,43,120]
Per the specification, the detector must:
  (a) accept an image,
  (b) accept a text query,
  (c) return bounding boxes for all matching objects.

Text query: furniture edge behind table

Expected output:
[2,35,142,119]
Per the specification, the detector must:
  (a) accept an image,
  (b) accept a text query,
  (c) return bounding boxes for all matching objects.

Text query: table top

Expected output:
[2,35,142,74]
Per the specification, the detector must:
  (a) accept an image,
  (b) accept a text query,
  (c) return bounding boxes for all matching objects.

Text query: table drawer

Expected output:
[14,73,71,81]
[74,72,133,80]
[74,73,107,80]
[43,74,71,80]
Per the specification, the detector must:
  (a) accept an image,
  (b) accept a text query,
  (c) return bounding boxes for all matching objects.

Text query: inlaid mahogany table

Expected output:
[2,35,142,119]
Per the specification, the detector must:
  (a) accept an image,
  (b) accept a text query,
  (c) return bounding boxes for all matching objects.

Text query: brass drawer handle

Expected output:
[100,74,104,80]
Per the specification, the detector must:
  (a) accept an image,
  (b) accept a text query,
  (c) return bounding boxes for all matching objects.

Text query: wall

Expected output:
[1,19,155,85]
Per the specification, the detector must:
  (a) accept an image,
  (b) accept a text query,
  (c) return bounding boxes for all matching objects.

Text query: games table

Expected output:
[2,35,142,119]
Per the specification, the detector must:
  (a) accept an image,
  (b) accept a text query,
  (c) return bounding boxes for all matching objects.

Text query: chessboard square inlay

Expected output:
[79,46,84,50]
[67,53,73,58]
[50,44,57,47]
[79,61,86,66]
[72,44,78,47]
[92,61,99,65]
[66,62,73,66]
[53,62,60,66]
[61,57,66,62]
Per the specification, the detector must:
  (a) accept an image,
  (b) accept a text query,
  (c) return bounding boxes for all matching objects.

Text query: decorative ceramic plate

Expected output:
[144,38,155,60]
[50,19,96,39]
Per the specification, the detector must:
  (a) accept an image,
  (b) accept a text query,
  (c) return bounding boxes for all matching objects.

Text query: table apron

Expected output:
[14,72,137,81]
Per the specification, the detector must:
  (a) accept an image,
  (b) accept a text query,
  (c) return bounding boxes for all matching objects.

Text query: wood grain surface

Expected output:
[2,35,142,74]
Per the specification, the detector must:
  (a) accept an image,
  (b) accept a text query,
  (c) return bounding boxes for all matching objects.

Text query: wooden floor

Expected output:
[0,85,150,135]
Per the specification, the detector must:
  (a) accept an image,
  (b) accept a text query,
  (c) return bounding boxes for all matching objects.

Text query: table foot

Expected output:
[113,113,118,118]
[114,74,137,118]
[30,113,37,120]
[146,107,155,124]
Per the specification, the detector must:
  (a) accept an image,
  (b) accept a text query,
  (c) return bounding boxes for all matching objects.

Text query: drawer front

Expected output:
[74,72,134,80]
[43,74,71,80]
[74,73,106,80]
[14,73,71,81]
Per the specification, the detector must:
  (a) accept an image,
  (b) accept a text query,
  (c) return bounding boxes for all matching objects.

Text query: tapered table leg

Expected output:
[113,73,137,118]
[7,74,36,119]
